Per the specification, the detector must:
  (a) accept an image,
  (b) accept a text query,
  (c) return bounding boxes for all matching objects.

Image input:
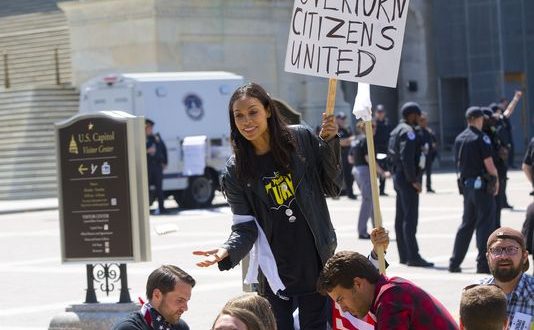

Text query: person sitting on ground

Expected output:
[459,284,508,330]
[212,306,266,330]
[317,250,458,329]
[112,265,195,330]
[223,293,277,330]
[479,227,534,327]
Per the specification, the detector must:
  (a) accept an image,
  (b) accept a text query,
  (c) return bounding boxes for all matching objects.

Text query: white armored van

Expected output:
[79,71,244,208]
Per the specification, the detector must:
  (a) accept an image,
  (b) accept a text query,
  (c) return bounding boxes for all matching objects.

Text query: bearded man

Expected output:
[479,227,533,328]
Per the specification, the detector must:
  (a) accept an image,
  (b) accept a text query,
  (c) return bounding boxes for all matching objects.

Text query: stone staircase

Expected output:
[0,87,79,199]
[0,10,72,88]
[0,1,78,200]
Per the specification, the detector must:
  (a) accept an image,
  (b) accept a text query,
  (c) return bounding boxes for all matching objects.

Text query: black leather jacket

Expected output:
[217,125,342,293]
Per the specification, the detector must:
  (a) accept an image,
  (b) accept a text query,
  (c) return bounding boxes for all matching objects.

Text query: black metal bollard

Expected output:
[119,264,132,303]
[85,264,98,303]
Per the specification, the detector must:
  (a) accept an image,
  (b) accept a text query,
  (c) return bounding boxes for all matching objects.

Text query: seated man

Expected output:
[317,251,458,329]
[479,227,534,328]
[459,284,507,330]
[112,265,195,330]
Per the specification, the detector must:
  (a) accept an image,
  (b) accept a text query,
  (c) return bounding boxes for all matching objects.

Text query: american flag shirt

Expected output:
[141,302,176,330]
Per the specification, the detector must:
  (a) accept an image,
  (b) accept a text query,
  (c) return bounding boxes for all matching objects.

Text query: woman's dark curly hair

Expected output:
[228,82,295,181]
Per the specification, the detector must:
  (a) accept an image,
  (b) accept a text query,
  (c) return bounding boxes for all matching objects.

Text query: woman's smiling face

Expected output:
[232,95,271,153]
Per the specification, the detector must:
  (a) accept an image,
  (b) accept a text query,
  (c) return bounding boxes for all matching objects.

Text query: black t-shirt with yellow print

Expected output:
[257,152,321,295]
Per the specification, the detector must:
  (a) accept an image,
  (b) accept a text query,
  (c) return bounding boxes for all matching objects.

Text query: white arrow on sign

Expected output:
[78,163,88,175]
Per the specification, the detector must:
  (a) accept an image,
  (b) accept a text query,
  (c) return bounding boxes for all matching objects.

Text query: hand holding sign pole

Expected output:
[320,78,337,140]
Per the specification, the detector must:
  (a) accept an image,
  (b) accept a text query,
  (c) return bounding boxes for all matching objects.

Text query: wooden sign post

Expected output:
[325,78,338,116]
[364,120,386,273]
[285,0,412,275]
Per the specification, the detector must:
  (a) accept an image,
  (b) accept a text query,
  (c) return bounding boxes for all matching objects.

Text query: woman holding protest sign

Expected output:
[193,82,341,329]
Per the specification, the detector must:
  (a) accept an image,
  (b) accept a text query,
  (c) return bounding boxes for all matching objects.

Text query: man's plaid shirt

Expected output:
[481,273,534,319]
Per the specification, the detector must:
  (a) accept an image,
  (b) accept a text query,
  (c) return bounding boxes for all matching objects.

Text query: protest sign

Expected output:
[285,0,411,87]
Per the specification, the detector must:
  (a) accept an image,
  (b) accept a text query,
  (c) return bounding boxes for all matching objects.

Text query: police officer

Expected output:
[418,111,438,193]
[388,102,434,267]
[145,119,168,215]
[481,107,506,228]
[349,122,387,239]
[336,112,357,199]
[448,107,499,273]
[490,103,513,210]
[374,104,392,196]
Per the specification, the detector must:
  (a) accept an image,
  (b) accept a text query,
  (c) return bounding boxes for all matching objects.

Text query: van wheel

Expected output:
[179,175,215,209]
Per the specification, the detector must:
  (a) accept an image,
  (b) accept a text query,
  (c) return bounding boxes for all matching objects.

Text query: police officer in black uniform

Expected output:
[336,112,357,199]
[448,107,499,273]
[145,119,168,215]
[489,103,514,211]
[418,112,438,193]
[374,104,392,196]
[388,102,434,267]
[481,107,506,228]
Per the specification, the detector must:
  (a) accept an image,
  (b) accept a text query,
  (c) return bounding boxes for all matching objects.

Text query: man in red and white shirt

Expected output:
[318,251,458,330]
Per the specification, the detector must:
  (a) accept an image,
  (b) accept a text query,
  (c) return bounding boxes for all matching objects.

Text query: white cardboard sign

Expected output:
[285,0,411,88]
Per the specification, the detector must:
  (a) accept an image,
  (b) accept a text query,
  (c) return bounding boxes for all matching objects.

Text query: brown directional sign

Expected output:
[57,116,134,261]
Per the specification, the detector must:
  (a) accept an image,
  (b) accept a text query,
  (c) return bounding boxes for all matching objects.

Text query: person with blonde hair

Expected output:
[224,293,277,330]
[212,306,267,330]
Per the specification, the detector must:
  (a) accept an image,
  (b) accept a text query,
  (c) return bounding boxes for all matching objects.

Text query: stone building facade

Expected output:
[58,0,437,133]
[58,0,532,157]
[434,0,533,156]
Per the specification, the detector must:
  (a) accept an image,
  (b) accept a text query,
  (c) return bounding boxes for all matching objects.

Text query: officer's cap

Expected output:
[465,106,484,120]
[335,112,347,119]
[489,102,504,113]
[481,107,493,118]
[145,118,155,126]
[400,102,421,118]
[401,102,421,118]
[376,104,385,112]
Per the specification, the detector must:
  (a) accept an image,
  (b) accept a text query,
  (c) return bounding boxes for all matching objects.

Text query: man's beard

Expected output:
[492,259,523,282]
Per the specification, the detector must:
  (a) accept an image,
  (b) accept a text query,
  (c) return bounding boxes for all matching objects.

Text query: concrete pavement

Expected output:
[0,170,532,329]
[0,198,58,215]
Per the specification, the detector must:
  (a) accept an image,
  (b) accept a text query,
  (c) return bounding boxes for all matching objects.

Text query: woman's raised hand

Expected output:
[192,248,228,267]
[319,113,338,141]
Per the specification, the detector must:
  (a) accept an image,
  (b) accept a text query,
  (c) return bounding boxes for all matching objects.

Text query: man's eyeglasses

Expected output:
[488,246,520,257]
